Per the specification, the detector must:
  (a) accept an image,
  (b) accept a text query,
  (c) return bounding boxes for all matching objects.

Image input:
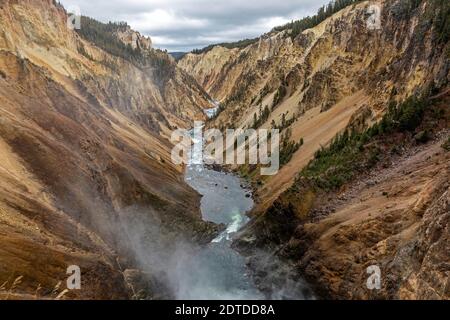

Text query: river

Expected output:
[175,106,313,300]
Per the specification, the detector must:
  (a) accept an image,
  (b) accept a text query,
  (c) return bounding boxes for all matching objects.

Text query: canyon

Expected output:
[0,0,218,299]
[0,0,448,300]
[179,0,449,299]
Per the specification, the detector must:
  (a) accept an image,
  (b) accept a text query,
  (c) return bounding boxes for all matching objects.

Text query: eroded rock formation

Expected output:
[0,0,217,299]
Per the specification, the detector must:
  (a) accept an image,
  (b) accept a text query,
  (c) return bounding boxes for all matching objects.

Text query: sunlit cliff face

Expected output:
[0,0,215,299]
[0,0,448,301]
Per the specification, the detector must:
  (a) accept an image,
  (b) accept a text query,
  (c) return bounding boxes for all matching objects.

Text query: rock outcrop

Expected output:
[114,26,153,51]
[180,0,449,299]
[179,0,449,212]
[0,0,217,299]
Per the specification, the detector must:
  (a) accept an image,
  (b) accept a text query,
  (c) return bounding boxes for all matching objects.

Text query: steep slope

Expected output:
[179,0,449,299]
[180,0,449,212]
[0,0,217,299]
[296,137,449,299]
[236,92,449,299]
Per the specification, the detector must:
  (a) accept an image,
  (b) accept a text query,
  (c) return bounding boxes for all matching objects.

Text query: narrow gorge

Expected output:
[0,0,448,300]
[178,0,449,300]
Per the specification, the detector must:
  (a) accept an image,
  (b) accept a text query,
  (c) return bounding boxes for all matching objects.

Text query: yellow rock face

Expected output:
[0,0,216,299]
[179,0,449,300]
[179,0,448,209]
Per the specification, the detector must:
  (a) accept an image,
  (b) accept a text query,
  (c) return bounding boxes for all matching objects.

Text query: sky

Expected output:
[60,0,331,52]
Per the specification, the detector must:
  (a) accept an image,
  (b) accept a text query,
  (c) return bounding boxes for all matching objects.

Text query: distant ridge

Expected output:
[170,52,187,61]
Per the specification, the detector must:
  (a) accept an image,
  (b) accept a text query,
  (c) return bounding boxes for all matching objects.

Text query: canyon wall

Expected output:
[180,0,449,299]
[0,0,217,299]
[180,0,449,211]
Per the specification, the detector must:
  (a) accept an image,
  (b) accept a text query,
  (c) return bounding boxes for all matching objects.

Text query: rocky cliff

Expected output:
[180,0,449,211]
[180,0,449,299]
[236,92,449,299]
[0,0,217,299]
[114,25,153,51]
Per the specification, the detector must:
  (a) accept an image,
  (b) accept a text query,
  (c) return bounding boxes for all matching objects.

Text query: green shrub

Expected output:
[442,136,450,151]
[191,0,364,54]
[272,85,287,109]
[76,17,143,63]
[297,95,429,191]
[192,38,259,55]
[252,105,271,129]
[273,0,361,39]
[396,97,426,132]
[414,130,431,143]
[429,0,450,44]
[76,17,175,85]
[279,129,303,167]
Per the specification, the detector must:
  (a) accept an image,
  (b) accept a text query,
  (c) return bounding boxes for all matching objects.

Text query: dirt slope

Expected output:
[180,0,449,209]
[179,0,449,299]
[296,137,449,299]
[0,0,217,299]
[235,92,449,299]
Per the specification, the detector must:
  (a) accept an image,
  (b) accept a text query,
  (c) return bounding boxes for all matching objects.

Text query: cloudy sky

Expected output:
[60,0,330,52]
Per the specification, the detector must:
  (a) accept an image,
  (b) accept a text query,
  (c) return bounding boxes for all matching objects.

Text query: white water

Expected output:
[182,120,262,299]
[177,111,314,300]
[203,100,220,118]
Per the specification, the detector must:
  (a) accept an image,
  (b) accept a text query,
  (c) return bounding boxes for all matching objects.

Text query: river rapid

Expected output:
[176,106,313,300]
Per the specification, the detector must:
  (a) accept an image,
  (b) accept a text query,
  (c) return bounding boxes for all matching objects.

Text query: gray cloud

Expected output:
[60,0,331,52]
